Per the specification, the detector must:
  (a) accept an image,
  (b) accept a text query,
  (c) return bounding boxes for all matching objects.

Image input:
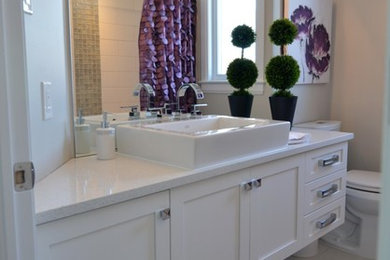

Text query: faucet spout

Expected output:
[177,83,204,99]
[133,83,155,111]
[133,83,155,97]
[176,83,204,113]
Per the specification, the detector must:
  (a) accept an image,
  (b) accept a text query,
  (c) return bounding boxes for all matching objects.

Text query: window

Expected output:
[214,0,256,78]
[199,0,265,93]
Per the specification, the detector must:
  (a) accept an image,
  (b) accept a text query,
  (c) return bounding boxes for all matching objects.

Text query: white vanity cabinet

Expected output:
[170,155,305,260]
[36,191,170,260]
[35,133,352,260]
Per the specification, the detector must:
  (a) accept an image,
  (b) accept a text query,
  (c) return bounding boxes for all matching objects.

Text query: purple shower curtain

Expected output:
[138,0,197,112]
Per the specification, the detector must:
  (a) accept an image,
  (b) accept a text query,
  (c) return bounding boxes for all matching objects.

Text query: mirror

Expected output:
[70,0,144,156]
[70,0,199,157]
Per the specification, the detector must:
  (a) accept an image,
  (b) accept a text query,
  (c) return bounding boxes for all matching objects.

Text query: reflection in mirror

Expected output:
[70,0,143,156]
[70,0,200,157]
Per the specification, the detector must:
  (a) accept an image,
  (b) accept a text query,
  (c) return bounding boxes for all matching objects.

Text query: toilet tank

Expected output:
[294,120,341,131]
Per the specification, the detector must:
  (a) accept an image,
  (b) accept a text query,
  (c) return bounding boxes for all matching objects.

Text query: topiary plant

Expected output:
[265,55,300,97]
[227,58,258,96]
[265,19,300,97]
[227,25,258,96]
[268,18,297,46]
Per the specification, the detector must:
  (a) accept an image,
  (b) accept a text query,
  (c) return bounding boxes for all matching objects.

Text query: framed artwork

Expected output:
[285,0,332,84]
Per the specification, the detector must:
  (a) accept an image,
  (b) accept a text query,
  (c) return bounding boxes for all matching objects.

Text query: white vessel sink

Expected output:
[116,115,290,168]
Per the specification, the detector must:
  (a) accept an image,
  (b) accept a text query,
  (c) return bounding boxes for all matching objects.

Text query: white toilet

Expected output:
[294,120,381,260]
[322,170,381,259]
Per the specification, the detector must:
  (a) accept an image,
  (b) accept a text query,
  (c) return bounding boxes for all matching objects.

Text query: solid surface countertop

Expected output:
[35,129,353,225]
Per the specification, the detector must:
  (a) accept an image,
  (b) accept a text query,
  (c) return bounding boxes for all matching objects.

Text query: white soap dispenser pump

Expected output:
[96,112,116,160]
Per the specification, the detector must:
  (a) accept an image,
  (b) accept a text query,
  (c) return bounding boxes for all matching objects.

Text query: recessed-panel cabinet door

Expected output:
[171,169,251,260]
[250,155,305,260]
[36,191,170,260]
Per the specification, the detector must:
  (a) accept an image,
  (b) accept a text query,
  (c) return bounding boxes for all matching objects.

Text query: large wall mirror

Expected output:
[71,0,199,157]
[70,0,144,156]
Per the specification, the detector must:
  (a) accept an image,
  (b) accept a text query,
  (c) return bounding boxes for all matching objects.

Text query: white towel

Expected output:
[288,131,311,145]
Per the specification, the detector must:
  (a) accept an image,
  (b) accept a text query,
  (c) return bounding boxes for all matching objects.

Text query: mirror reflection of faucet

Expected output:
[120,105,140,120]
[133,83,155,111]
[133,82,207,118]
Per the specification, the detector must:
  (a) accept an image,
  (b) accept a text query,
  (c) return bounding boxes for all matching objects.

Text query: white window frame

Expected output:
[199,0,265,94]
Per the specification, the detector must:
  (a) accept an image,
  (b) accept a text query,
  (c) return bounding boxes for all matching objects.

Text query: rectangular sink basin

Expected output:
[116,115,290,168]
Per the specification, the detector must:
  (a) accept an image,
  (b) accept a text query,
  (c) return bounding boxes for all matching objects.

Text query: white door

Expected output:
[0,0,36,260]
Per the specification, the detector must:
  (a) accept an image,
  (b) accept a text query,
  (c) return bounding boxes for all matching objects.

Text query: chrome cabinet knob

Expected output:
[253,179,262,188]
[242,182,253,191]
[160,208,171,220]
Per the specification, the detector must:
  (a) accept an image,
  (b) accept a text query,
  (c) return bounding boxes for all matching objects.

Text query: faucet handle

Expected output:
[163,103,175,115]
[120,105,138,111]
[191,103,208,115]
[120,105,140,118]
[147,107,165,117]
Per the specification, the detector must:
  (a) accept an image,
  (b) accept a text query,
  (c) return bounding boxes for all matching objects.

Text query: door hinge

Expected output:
[14,161,35,192]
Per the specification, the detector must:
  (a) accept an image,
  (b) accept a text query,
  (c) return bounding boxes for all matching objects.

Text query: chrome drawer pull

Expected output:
[316,213,337,229]
[318,155,339,167]
[317,184,338,198]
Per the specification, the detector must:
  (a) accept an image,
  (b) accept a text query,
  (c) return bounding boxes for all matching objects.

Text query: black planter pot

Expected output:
[269,96,298,128]
[228,95,254,118]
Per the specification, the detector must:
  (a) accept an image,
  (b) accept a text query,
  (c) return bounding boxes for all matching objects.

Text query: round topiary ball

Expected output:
[268,19,298,46]
[231,25,256,49]
[265,55,300,92]
[227,58,258,94]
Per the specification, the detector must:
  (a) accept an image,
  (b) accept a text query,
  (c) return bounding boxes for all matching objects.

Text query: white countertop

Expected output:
[35,129,353,225]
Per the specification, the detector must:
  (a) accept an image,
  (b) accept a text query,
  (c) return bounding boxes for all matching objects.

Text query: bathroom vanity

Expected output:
[34,128,352,260]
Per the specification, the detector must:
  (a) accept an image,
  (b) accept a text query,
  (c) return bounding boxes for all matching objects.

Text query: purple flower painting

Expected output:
[290,5,314,42]
[290,5,314,81]
[287,0,332,84]
[305,24,331,82]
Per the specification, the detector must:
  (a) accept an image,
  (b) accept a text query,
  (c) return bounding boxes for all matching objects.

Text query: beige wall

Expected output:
[99,0,143,112]
[331,0,386,171]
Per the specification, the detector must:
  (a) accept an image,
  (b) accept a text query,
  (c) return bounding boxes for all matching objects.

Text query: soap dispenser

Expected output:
[96,112,116,160]
[74,109,91,154]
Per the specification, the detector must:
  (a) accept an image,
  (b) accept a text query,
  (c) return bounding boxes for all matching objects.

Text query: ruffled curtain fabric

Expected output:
[139,0,197,111]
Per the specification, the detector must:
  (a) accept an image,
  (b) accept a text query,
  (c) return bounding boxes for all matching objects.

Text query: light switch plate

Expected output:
[41,81,53,120]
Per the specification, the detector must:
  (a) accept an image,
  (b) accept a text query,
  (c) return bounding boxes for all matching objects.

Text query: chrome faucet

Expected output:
[133,83,155,110]
[176,83,205,113]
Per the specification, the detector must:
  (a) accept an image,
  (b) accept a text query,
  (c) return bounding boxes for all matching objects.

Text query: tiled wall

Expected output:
[99,0,143,112]
[72,0,102,116]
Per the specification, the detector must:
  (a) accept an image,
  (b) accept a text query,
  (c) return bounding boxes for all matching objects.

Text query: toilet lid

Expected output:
[347,170,381,193]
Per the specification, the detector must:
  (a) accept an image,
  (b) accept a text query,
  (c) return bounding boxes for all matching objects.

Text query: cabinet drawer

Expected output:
[305,143,347,183]
[303,197,345,244]
[304,170,346,214]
